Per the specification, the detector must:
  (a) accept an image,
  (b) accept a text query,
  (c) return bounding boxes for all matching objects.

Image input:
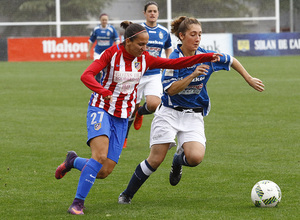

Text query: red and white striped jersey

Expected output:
[81,44,214,118]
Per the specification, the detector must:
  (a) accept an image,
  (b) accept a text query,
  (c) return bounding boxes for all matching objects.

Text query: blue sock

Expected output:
[74,157,89,171]
[75,158,102,200]
[123,160,155,198]
[173,152,190,166]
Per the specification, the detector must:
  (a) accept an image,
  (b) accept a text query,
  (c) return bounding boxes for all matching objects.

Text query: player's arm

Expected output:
[86,40,94,59]
[231,57,265,92]
[166,65,210,96]
[164,48,172,58]
[81,50,113,99]
[147,52,220,70]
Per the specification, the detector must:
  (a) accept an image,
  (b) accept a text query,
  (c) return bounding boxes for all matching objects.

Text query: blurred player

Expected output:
[87,13,120,82]
[118,16,265,204]
[55,20,221,215]
[123,1,172,148]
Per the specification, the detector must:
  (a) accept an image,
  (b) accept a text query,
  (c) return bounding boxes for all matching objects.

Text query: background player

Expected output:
[86,13,120,82]
[124,1,172,148]
[118,16,264,204]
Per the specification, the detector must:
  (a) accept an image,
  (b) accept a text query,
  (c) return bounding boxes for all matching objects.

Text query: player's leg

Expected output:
[134,74,162,130]
[119,106,176,204]
[138,94,161,114]
[97,116,127,178]
[118,143,169,204]
[170,111,206,186]
[123,103,140,148]
[67,106,111,215]
[170,142,205,186]
[68,136,108,215]
[180,142,206,166]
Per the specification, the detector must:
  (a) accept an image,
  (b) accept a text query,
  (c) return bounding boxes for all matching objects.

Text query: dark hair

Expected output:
[144,1,159,12]
[171,16,201,40]
[99,13,108,18]
[120,21,147,42]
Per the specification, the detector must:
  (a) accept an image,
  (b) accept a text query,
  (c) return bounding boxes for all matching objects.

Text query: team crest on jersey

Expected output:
[134,62,141,71]
[94,123,101,131]
[159,31,163,39]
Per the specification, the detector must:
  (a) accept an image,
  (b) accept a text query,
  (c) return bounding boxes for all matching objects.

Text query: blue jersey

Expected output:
[161,45,233,116]
[89,24,119,54]
[141,22,172,76]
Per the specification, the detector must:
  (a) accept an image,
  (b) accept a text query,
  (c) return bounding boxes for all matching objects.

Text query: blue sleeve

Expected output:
[89,30,96,43]
[212,53,232,72]
[164,33,172,49]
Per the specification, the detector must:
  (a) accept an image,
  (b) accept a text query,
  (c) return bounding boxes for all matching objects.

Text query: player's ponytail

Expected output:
[171,16,201,41]
[120,21,147,43]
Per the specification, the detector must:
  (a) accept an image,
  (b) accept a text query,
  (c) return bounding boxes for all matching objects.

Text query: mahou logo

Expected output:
[42,39,88,59]
[8,36,92,61]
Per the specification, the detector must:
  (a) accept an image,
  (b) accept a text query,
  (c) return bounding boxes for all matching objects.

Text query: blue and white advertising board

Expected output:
[233,32,300,56]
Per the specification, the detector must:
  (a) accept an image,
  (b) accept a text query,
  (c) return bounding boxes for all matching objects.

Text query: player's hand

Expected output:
[103,95,113,103]
[248,77,265,92]
[211,53,223,62]
[192,64,210,78]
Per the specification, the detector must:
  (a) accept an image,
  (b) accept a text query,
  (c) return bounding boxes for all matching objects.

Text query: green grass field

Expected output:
[0,56,299,219]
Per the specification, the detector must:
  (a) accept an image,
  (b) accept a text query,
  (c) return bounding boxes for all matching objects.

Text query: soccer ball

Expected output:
[251,180,281,207]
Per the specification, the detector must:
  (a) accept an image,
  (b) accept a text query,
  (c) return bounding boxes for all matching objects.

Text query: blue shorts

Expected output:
[86,105,128,163]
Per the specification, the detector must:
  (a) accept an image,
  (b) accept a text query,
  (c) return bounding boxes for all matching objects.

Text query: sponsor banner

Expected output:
[8,36,92,61]
[233,32,300,56]
[170,33,233,56]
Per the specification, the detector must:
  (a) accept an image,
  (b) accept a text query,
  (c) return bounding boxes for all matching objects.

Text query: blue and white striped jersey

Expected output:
[89,24,119,54]
[141,22,172,76]
[161,44,233,116]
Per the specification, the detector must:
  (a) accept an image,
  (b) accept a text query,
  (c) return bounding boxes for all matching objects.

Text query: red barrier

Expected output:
[8,36,93,61]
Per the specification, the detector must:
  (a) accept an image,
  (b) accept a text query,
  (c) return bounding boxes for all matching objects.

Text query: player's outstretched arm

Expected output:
[231,57,265,92]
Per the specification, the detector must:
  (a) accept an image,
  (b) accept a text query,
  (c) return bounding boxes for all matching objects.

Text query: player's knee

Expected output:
[148,100,161,112]
[147,103,159,112]
[147,157,164,169]
[96,168,113,179]
[187,154,204,167]
[93,153,108,164]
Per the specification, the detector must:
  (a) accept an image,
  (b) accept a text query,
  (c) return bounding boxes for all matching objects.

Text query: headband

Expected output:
[126,30,147,40]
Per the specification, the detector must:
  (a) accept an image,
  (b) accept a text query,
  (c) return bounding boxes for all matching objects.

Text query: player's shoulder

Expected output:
[94,25,101,31]
[197,47,216,54]
[169,49,180,59]
[156,24,168,31]
[156,24,169,33]
[107,24,117,32]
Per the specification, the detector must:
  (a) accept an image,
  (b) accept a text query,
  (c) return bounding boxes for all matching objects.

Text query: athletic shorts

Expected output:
[150,105,206,152]
[136,74,163,103]
[86,105,128,163]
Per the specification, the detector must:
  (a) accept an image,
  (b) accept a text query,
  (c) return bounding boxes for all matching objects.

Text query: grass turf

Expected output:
[0,56,299,219]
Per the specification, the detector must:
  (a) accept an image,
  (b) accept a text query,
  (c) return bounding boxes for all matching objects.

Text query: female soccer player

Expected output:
[118,16,265,204]
[124,1,172,148]
[55,20,220,215]
[86,13,120,82]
